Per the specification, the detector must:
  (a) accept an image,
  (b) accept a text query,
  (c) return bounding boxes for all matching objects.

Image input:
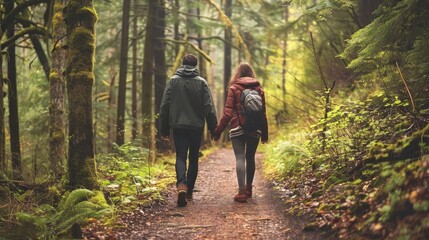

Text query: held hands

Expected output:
[211,132,220,141]
[211,127,221,141]
[161,135,170,141]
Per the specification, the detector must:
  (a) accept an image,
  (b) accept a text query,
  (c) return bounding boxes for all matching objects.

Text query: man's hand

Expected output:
[261,140,268,144]
[161,135,170,141]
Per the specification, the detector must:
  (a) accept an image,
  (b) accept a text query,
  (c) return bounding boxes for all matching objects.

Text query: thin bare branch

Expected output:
[395,62,416,112]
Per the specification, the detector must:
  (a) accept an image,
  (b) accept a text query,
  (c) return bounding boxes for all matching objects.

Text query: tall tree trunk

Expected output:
[173,0,180,56]
[142,0,156,157]
[223,0,232,104]
[0,28,5,171]
[196,0,210,146]
[49,0,67,179]
[116,0,131,146]
[6,0,22,179]
[154,0,167,150]
[64,0,98,189]
[282,5,289,111]
[107,67,116,153]
[131,0,139,141]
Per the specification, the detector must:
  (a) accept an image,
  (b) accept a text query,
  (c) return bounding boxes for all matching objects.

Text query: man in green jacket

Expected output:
[159,54,217,207]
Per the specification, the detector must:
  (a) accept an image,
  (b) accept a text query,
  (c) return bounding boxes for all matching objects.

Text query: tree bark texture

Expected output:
[116,0,131,146]
[49,0,67,179]
[173,0,180,56]
[196,0,210,146]
[64,0,98,189]
[107,67,116,153]
[223,0,232,104]
[154,0,167,150]
[6,0,22,179]
[142,0,156,138]
[0,27,5,170]
[131,0,139,141]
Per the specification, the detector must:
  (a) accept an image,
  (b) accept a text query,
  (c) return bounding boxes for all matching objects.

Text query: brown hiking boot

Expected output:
[245,185,253,198]
[177,183,188,207]
[234,188,248,203]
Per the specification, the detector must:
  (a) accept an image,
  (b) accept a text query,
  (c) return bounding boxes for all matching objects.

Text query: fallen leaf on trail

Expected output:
[408,189,422,204]
[370,223,383,232]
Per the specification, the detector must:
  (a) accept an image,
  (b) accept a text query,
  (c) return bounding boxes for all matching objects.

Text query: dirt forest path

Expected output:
[112,148,330,240]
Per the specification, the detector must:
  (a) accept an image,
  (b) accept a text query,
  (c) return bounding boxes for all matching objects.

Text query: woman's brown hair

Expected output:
[228,62,256,86]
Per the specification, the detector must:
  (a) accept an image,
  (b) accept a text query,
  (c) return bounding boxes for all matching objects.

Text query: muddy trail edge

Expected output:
[109,148,333,240]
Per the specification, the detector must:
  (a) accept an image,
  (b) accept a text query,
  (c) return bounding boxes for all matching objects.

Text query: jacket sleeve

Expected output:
[214,86,236,135]
[202,81,218,132]
[260,88,268,142]
[159,80,172,136]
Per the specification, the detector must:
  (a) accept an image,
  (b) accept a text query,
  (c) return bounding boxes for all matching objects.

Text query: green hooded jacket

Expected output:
[159,65,217,136]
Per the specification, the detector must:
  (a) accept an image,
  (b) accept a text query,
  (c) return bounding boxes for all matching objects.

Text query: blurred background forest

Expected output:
[0,0,428,239]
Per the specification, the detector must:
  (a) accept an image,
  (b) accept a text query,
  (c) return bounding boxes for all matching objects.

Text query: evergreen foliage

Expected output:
[341,0,429,114]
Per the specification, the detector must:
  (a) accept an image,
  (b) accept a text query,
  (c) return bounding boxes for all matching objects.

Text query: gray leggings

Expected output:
[231,134,260,189]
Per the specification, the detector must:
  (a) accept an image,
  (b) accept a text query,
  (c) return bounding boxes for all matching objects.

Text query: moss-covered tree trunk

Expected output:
[49,0,67,179]
[6,0,22,179]
[0,28,5,170]
[116,0,131,146]
[64,0,98,189]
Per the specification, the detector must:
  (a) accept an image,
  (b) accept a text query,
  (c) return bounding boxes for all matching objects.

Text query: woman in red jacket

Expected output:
[213,62,268,202]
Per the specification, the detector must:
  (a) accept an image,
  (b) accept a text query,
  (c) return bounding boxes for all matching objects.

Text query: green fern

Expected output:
[59,188,95,210]
[13,189,110,239]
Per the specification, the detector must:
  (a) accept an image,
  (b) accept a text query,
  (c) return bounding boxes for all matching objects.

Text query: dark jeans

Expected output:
[231,134,259,189]
[173,128,203,192]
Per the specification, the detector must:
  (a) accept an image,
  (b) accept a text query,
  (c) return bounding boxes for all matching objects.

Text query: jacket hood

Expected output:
[233,77,260,88]
[174,65,200,78]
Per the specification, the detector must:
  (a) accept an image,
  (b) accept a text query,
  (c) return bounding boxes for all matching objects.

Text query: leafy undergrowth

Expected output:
[265,92,429,239]
[0,143,180,239]
[80,143,176,237]
[82,144,217,238]
[267,153,429,239]
[98,143,176,209]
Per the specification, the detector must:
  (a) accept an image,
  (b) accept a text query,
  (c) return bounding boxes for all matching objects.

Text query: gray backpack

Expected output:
[237,86,264,131]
